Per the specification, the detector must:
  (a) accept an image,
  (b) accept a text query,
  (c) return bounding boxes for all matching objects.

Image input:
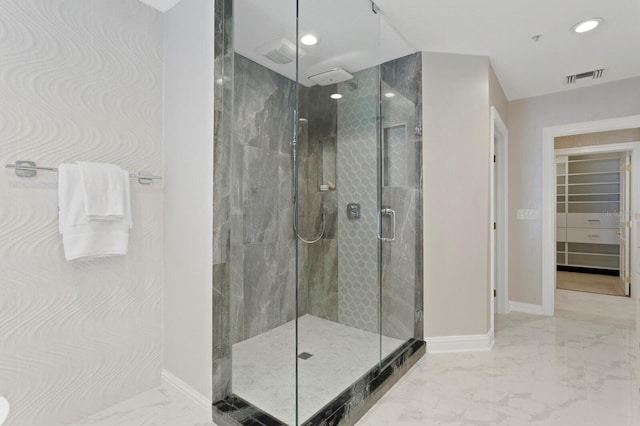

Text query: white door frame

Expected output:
[490,107,509,327]
[542,115,640,315]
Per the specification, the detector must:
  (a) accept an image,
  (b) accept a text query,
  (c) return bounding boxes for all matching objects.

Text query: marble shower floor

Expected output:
[75,289,639,425]
[232,314,406,425]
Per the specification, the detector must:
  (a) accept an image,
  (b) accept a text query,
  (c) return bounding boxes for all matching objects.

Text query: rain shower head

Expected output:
[308,68,354,86]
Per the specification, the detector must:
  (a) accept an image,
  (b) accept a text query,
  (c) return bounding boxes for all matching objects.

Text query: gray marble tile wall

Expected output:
[212,0,234,401]
[229,54,297,343]
[298,84,339,322]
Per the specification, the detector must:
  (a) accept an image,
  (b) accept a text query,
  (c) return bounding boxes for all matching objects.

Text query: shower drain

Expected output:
[298,352,313,360]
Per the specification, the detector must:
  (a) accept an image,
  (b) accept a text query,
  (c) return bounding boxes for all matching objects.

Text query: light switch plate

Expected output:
[517,209,538,220]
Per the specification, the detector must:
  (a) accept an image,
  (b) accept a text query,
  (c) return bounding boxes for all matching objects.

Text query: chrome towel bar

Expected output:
[5,161,162,185]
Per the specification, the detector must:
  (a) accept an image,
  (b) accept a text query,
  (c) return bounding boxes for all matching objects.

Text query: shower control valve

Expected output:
[346,203,360,219]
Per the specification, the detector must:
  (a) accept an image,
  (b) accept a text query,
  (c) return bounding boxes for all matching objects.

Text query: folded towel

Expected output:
[77,161,126,221]
[58,163,132,261]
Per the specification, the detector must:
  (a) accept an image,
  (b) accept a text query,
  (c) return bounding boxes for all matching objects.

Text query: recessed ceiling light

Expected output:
[571,18,604,34]
[384,92,396,98]
[330,93,342,100]
[301,34,318,46]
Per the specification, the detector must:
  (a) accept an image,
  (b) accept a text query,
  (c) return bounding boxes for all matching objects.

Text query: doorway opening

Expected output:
[490,107,509,332]
[555,146,633,297]
[541,115,640,315]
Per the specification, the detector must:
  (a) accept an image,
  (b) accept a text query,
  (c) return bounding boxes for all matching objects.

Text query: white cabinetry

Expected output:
[556,154,621,272]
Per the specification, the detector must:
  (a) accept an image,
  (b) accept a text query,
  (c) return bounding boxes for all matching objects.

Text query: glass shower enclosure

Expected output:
[212,1,425,425]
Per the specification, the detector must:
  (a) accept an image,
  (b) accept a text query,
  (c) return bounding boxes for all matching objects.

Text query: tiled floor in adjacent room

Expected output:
[76,289,640,425]
[556,271,626,296]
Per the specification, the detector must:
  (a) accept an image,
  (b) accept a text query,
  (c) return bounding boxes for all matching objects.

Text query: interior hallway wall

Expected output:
[555,128,640,149]
[489,65,509,124]
[0,1,164,424]
[163,0,214,400]
[422,52,492,338]
[508,76,640,306]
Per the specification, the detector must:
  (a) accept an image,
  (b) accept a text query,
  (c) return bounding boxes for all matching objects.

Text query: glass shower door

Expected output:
[217,0,423,424]
[379,53,423,359]
[295,0,383,424]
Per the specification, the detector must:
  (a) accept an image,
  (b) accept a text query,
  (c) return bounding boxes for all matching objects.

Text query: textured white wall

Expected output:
[422,52,491,337]
[0,1,164,425]
[508,77,640,305]
[163,0,214,400]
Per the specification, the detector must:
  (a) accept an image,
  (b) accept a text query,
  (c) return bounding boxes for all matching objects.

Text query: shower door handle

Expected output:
[378,208,396,242]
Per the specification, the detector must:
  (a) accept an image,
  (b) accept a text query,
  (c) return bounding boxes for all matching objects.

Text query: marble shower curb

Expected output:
[211,338,426,426]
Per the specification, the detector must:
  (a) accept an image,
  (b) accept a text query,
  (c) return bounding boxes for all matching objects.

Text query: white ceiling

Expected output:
[376,0,640,100]
[137,0,181,13]
[142,0,640,100]
[234,0,414,87]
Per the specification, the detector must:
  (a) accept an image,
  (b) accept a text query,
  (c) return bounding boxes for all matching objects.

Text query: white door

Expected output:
[619,153,631,296]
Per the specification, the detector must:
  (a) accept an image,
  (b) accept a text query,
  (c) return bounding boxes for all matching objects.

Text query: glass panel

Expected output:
[230,1,297,424]
[380,54,422,357]
[296,1,383,423]
[217,1,422,425]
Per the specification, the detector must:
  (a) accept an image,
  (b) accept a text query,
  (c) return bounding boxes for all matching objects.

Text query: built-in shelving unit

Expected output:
[556,154,621,274]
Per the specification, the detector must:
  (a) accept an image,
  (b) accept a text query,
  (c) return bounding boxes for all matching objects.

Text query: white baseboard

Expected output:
[509,301,544,315]
[161,369,210,411]
[426,329,494,354]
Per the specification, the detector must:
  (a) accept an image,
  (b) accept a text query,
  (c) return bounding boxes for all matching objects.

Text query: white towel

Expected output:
[58,163,132,261]
[77,161,126,221]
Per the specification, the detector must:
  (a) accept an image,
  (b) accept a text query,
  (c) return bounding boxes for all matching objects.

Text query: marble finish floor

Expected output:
[357,289,639,426]
[74,289,639,425]
[232,314,405,425]
[71,382,213,426]
[556,271,626,296]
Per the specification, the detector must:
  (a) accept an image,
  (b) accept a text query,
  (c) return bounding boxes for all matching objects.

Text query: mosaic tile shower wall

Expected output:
[337,67,381,333]
[336,54,423,337]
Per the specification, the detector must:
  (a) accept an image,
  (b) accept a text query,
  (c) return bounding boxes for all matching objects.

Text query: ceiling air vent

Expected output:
[255,37,305,65]
[566,68,605,84]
